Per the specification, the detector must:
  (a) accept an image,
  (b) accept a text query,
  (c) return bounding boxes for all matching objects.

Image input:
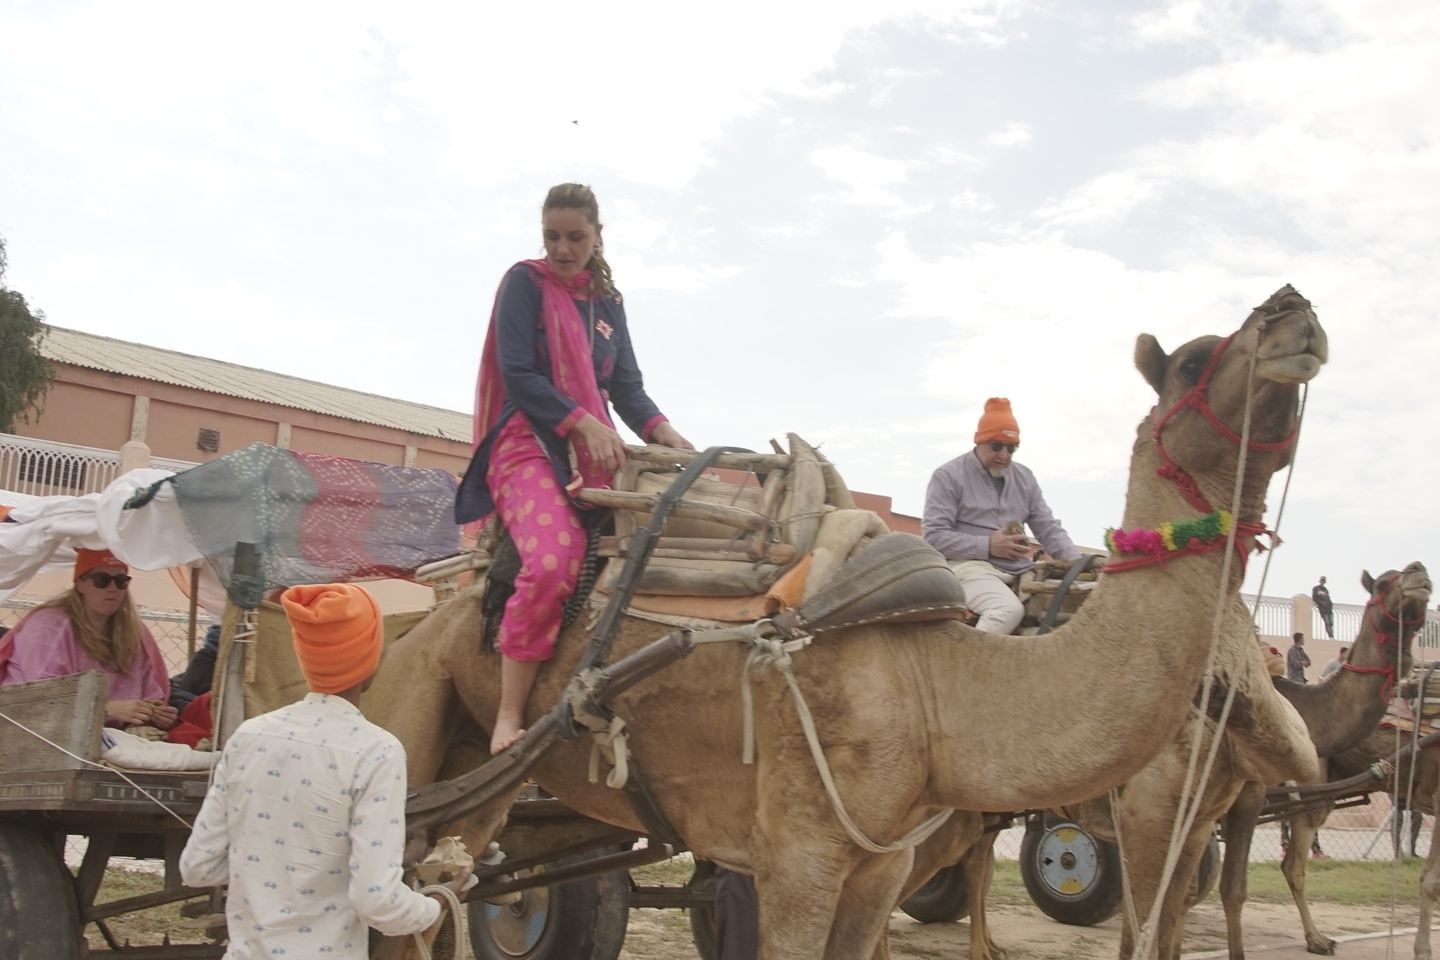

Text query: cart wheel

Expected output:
[468,864,629,960]
[1184,836,1222,908]
[1020,820,1123,926]
[686,861,720,960]
[0,822,82,959]
[900,863,971,924]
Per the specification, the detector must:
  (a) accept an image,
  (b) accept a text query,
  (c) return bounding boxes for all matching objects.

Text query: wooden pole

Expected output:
[186,565,200,659]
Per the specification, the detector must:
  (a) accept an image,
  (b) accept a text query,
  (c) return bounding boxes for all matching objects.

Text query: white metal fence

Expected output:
[0,433,122,497]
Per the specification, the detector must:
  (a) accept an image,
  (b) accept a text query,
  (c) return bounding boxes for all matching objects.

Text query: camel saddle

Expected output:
[771,532,968,637]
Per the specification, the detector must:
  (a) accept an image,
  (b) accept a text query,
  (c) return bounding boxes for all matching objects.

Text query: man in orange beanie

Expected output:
[181,582,455,958]
[922,398,1079,633]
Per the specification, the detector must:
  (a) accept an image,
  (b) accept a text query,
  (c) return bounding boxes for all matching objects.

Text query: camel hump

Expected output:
[775,533,969,636]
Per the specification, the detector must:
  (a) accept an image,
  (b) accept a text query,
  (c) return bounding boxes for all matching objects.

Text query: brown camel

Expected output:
[365,286,1327,959]
[1218,561,1432,959]
[890,594,1318,960]
[1101,563,1428,960]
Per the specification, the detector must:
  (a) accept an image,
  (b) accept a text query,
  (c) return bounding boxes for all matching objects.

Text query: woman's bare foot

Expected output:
[492,656,543,755]
[490,713,526,755]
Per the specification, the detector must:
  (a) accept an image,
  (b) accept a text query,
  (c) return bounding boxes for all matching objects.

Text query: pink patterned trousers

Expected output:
[485,414,586,661]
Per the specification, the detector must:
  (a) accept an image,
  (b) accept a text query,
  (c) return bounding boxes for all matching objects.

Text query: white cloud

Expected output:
[985,121,1033,147]
[810,145,913,207]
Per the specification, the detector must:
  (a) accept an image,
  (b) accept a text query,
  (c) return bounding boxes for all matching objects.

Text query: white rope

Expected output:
[0,709,194,829]
[411,883,467,960]
[1109,786,1142,945]
[740,633,952,854]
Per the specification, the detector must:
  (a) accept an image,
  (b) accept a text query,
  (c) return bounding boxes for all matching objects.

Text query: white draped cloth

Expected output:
[0,469,207,605]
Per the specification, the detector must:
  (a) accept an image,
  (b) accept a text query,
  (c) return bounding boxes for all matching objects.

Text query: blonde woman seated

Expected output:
[0,549,176,730]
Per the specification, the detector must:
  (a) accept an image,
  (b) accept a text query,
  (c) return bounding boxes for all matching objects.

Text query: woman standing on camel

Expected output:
[456,183,692,755]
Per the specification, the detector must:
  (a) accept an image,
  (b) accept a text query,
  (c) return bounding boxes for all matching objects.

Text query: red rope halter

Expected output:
[1341,581,1411,703]
[1106,331,1295,574]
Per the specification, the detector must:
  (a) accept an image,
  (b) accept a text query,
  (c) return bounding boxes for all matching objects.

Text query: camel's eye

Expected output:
[1178,353,1207,384]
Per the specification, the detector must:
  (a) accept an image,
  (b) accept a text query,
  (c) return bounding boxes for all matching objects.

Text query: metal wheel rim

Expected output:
[482,886,552,956]
[1033,824,1103,901]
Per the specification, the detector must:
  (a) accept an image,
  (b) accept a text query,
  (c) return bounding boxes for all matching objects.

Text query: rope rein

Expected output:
[410,883,466,960]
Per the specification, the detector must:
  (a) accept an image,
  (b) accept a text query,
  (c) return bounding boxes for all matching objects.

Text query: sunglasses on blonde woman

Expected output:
[86,572,132,589]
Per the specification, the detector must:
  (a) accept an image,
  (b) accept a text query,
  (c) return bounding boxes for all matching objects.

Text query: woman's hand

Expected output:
[106,699,154,727]
[650,422,695,451]
[150,703,180,730]
[572,414,628,474]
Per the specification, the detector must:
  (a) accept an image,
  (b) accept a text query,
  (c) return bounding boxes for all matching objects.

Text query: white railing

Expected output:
[0,434,199,500]
[0,433,121,497]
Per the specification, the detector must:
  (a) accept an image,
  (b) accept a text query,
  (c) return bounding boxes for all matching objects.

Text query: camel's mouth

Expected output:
[1400,569,1433,608]
[1254,350,1325,385]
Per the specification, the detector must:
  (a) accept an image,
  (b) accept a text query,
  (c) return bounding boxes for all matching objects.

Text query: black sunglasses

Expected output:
[988,442,1018,454]
[85,572,132,590]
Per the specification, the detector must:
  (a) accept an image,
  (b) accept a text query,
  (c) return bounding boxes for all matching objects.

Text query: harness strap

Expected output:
[739,632,953,854]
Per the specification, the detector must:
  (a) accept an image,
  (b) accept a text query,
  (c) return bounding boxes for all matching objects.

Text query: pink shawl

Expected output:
[0,606,171,699]
[473,259,613,476]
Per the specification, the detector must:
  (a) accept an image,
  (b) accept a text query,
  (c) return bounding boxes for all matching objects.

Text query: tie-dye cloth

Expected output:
[131,443,458,606]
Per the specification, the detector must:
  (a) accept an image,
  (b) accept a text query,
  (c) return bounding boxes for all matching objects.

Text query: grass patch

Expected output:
[984,858,1427,910]
[630,853,698,888]
[85,867,213,947]
[1238,858,1425,906]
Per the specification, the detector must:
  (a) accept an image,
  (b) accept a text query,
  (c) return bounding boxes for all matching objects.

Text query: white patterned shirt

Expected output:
[180,693,439,958]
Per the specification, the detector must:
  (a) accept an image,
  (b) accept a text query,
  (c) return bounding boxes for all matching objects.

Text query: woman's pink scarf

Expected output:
[473,259,613,465]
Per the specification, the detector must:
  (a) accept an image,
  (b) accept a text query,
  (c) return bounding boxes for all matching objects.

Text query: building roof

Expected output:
[41,326,472,442]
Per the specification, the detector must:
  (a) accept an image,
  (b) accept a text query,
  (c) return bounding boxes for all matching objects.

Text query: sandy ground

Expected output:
[618,899,1425,960]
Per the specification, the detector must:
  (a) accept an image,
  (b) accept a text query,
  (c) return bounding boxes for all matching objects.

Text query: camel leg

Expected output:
[1117,816,1210,960]
[1219,783,1264,960]
[1279,816,1335,955]
[750,842,847,960]
[825,850,915,960]
[1416,814,1440,960]
[962,829,1006,960]
[1159,825,1212,960]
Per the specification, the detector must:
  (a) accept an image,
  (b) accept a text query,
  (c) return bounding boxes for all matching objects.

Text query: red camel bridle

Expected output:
[1105,331,1297,574]
[1341,575,1414,703]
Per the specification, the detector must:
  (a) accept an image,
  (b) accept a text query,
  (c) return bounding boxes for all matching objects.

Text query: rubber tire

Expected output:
[1020,820,1124,927]
[0,822,83,959]
[1184,837,1222,908]
[468,864,629,960]
[900,864,971,924]
[687,861,721,960]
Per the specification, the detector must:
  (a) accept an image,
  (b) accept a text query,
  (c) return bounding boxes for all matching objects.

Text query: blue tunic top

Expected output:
[455,264,664,524]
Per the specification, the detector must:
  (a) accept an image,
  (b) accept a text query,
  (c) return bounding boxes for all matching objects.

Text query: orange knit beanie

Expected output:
[974,397,1021,446]
[281,583,384,694]
[75,548,127,580]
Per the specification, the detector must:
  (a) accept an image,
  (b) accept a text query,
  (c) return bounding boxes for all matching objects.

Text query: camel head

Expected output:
[1359,561,1433,675]
[1133,285,1328,517]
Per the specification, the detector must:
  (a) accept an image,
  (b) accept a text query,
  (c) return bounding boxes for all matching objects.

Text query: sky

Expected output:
[1,0,1436,606]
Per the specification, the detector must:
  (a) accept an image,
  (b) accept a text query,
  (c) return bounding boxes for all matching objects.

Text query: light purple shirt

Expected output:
[180,693,439,958]
[922,451,1078,575]
[0,607,165,705]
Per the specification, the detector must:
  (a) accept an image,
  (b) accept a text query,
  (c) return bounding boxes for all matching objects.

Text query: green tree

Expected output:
[0,236,53,432]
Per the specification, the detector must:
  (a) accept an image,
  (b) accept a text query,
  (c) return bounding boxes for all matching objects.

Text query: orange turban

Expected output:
[974,397,1020,446]
[281,583,383,694]
[75,548,127,580]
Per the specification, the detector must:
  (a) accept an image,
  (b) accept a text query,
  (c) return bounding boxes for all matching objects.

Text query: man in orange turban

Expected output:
[182,582,458,956]
[921,398,1079,633]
